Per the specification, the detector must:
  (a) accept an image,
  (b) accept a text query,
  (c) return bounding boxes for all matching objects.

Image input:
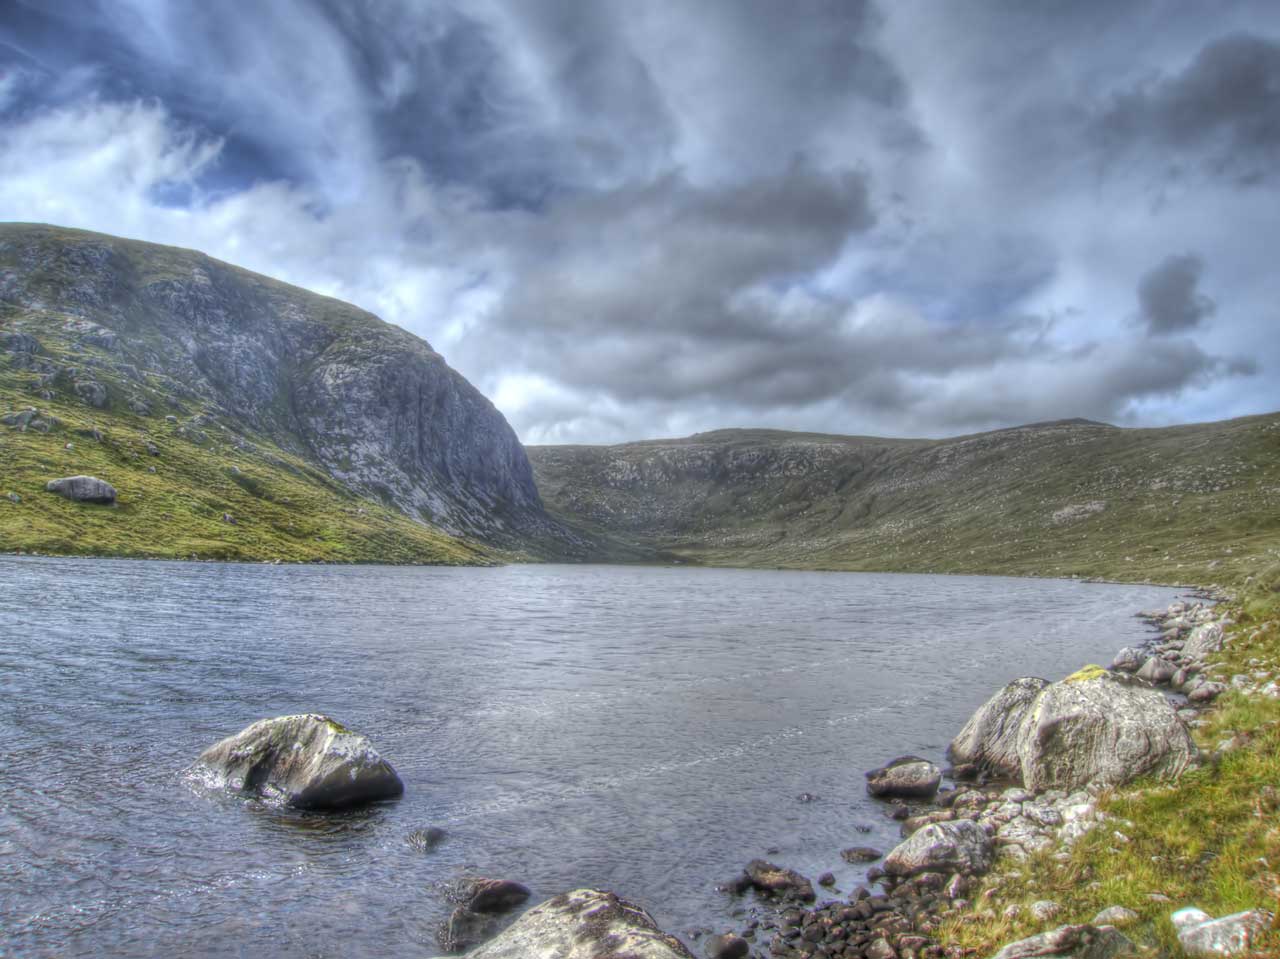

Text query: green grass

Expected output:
[938,572,1280,957]
[0,353,491,566]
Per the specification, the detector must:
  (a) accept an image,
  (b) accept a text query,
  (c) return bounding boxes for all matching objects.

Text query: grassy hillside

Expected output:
[0,225,506,564]
[0,386,492,565]
[530,415,1280,586]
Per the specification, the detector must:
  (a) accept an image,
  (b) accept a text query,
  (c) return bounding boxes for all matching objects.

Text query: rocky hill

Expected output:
[0,223,577,563]
[529,415,1280,584]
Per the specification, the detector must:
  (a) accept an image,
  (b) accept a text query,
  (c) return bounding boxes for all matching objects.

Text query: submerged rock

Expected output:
[459,888,693,958]
[883,819,994,877]
[948,678,1050,780]
[989,923,1135,959]
[742,859,815,902]
[409,826,448,851]
[866,755,942,799]
[190,713,403,809]
[45,475,116,504]
[1172,907,1271,957]
[448,878,532,914]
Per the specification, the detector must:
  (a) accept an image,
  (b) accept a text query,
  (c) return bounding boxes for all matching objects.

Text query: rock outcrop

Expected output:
[948,668,1195,791]
[457,888,693,959]
[45,475,116,504]
[190,713,403,809]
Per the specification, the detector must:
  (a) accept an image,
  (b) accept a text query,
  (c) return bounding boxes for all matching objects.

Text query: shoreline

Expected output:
[690,582,1273,959]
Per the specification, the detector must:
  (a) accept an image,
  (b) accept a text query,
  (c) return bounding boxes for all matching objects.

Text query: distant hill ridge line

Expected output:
[527,411,1280,584]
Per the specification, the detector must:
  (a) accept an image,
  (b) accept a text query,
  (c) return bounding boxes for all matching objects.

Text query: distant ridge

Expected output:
[529,412,1280,584]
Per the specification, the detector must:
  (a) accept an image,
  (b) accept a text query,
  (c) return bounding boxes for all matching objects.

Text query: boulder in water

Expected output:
[865,755,942,798]
[190,713,403,809]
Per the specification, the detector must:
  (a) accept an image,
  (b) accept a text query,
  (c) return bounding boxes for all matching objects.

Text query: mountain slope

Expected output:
[0,222,573,563]
[529,415,1280,584]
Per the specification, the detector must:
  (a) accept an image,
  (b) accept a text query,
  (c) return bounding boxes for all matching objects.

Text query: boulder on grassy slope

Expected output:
[190,713,403,810]
[45,475,116,504]
[459,888,693,959]
[1016,666,1196,791]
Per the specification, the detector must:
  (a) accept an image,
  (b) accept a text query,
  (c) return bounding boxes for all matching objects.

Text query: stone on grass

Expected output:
[989,923,1135,959]
[1172,907,1271,957]
[190,713,403,810]
[1092,906,1138,927]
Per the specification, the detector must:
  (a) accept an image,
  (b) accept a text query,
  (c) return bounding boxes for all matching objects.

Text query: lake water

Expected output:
[0,557,1184,957]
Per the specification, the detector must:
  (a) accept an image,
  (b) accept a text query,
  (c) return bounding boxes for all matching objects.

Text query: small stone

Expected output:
[866,938,897,959]
[842,846,883,863]
[1092,906,1139,927]
[407,826,447,851]
[705,933,750,959]
[1030,900,1061,922]
[818,872,836,887]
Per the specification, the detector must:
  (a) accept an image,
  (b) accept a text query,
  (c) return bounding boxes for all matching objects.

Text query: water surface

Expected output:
[0,558,1183,957]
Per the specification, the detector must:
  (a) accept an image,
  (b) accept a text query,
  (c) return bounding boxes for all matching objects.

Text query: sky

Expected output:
[1,1,1277,445]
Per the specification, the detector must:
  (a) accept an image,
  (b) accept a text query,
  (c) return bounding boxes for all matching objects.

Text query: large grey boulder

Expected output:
[989,923,1134,959]
[1183,623,1225,663]
[1016,667,1196,791]
[866,755,942,798]
[45,475,117,504]
[458,888,693,958]
[883,819,994,877]
[190,714,403,809]
[948,678,1050,779]
[1172,907,1271,957]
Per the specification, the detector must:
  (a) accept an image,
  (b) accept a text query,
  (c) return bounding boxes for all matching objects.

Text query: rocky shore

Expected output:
[680,592,1274,959]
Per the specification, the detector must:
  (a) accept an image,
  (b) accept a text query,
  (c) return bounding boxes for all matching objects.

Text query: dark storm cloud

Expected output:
[0,0,1274,442]
[1138,254,1216,335]
[1093,32,1280,186]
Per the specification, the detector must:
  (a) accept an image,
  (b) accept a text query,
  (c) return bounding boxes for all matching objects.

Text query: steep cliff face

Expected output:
[0,222,563,559]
